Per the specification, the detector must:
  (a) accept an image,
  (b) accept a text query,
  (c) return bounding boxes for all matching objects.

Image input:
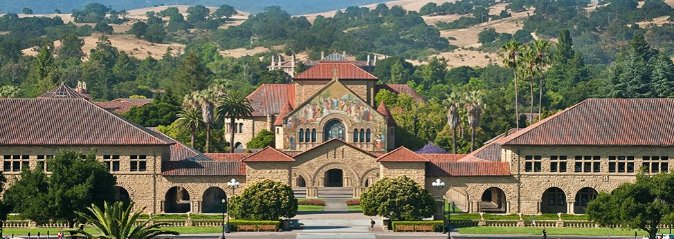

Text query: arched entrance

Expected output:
[324,119,345,141]
[113,186,131,203]
[165,186,191,213]
[541,187,567,213]
[480,187,507,213]
[296,176,307,187]
[202,187,226,213]
[324,169,343,187]
[574,187,598,214]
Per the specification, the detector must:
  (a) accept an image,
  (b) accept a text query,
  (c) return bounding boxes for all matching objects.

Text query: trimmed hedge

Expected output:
[229,220,280,232]
[392,221,444,232]
[298,199,326,206]
[345,199,360,206]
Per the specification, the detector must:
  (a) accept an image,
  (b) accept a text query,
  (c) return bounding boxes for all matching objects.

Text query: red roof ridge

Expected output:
[274,101,293,126]
[294,62,377,80]
[86,99,175,145]
[243,146,295,162]
[376,146,429,162]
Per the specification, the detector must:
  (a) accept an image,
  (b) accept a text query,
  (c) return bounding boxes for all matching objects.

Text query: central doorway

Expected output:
[325,169,343,187]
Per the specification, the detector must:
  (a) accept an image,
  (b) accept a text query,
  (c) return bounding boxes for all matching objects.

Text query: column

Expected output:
[307,187,318,198]
[537,201,542,214]
[567,202,575,214]
[160,200,165,213]
[353,187,362,198]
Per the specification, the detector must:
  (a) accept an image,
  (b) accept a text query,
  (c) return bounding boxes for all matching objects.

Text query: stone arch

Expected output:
[113,186,131,203]
[574,187,598,214]
[324,119,346,141]
[541,187,567,214]
[292,169,313,188]
[202,187,226,213]
[234,142,243,150]
[312,162,360,187]
[360,168,379,188]
[479,187,507,213]
[318,113,354,130]
[165,186,192,213]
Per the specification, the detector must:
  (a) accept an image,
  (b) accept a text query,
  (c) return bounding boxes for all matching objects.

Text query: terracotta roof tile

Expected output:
[161,160,245,176]
[502,98,674,146]
[426,161,510,176]
[243,146,295,162]
[204,153,251,161]
[421,154,466,161]
[377,147,429,162]
[246,84,296,117]
[294,62,377,80]
[95,98,153,114]
[375,84,425,102]
[0,98,173,146]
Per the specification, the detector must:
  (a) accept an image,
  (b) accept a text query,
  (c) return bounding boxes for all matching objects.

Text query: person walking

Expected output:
[370,218,375,231]
[57,230,63,239]
[542,229,547,239]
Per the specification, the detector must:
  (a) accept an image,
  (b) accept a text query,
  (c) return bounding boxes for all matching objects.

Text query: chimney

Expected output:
[278,54,282,67]
[321,51,325,60]
[373,55,377,66]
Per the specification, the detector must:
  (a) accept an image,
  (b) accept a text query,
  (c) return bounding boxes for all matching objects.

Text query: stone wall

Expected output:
[225,117,271,150]
[154,175,246,213]
[380,162,426,186]
[245,162,291,184]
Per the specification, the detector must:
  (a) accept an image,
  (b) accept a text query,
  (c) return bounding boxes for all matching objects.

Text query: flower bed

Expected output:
[345,199,360,206]
[392,221,444,232]
[229,220,280,232]
[298,199,326,206]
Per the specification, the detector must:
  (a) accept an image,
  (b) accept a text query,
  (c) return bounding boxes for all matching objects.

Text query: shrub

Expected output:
[228,179,298,220]
[298,199,325,206]
[229,220,280,231]
[345,199,360,206]
[360,176,435,221]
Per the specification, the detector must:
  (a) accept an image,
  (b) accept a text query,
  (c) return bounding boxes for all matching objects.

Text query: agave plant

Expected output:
[77,202,178,239]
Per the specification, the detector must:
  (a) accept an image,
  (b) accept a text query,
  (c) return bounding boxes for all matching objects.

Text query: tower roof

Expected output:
[294,62,377,80]
[274,101,293,126]
[39,83,88,99]
[377,101,396,125]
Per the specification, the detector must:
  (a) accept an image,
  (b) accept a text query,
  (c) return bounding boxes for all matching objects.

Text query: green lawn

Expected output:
[347,205,362,212]
[298,205,325,212]
[459,226,647,236]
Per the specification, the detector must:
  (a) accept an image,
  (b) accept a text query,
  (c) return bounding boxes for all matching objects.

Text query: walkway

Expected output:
[294,197,382,239]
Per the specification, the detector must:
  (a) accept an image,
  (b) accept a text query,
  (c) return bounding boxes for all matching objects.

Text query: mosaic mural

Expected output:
[283,82,388,151]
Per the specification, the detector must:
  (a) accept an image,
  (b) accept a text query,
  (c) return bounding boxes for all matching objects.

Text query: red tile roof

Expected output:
[376,102,395,125]
[0,98,173,146]
[95,98,153,114]
[294,62,377,80]
[204,153,251,161]
[426,161,510,176]
[243,146,295,162]
[377,147,429,162]
[162,161,246,176]
[502,98,674,146]
[421,154,466,161]
[375,84,425,102]
[274,101,293,126]
[39,83,89,99]
[246,84,296,117]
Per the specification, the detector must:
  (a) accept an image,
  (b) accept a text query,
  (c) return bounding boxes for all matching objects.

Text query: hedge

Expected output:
[392,221,444,232]
[298,199,326,206]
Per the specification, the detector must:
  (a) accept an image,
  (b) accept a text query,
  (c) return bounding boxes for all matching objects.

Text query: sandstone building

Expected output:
[0,58,670,216]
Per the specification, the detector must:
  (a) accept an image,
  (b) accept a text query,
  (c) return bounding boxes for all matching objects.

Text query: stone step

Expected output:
[318,187,353,198]
[293,188,307,198]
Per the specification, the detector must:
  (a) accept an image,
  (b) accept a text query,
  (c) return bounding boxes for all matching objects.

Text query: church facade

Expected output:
[1,57,672,216]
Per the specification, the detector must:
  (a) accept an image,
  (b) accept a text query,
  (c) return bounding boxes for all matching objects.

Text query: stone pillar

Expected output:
[307,187,318,198]
[516,213,525,227]
[353,187,362,198]
[567,202,575,214]
[318,177,324,187]
[505,201,510,214]
[344,177,351,187]
[537,201,541,214]
[160,200,165,213]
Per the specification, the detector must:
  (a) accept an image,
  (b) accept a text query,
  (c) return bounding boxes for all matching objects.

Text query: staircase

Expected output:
[318,187,353,198]
[293,188,307,198]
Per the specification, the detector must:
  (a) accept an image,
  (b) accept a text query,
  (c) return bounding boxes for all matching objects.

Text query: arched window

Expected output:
[299,129,304,143]
[311,129,317,142]
[353,129,358,142]
[359,129,365,142]
[305,128,311,143]
[324,119,345,141]
[366,129,371,142]
[238,123,243,133]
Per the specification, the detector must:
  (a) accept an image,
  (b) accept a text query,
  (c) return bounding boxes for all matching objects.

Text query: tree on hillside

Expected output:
[128,22,148,39]
[186,5,210,24]
[144,23,166,43]
[26,45,58,97]
[213,5,237,19]
[218,90,253,153]
[361,176,434,221]
[94,22,113,34]
[21,8,33,15]
[59,33,84,60]
[72,3,111,23]
[229,179,297,220]
[465,90,484,151]
[588,173,674,239]
[125,92,181,127]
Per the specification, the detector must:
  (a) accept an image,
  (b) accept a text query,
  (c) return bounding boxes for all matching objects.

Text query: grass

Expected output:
[448,213,590,221]
[458,226,647,236]
[347,205,362,212]
[298,205,324,212]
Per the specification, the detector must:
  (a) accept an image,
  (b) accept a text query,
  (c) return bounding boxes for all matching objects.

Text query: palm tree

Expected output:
[77,202,178,239]
[444,92,461,154]
[499,40,522,129]
[533,40,551,121]
[218,90,253,153]
[521,44,537,124]
[176,107,203,148]
[183,91,215,152]
[465,90,484,151]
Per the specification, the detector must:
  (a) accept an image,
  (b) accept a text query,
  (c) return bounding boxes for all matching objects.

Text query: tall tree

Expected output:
[532,40,551,121]
[213,5,237,19]
[465,90,484,151]
[218,90,253,153]
[175,107,203,148]
[3,169,50,224]
[445,92,461,153]
[184,91,215,152]
[26,45,58,96]
[499,40,521,129]
[651,54,674,97]
[520,44,537,124]
[58,33,84,60]
[174,52,210,97]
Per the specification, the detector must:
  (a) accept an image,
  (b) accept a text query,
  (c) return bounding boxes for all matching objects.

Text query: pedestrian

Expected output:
[57,230,63,239]
[370,218,375,231]
[542,228,547,239]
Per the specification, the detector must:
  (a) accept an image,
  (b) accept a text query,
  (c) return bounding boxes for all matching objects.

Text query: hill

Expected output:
[0,0,389,15]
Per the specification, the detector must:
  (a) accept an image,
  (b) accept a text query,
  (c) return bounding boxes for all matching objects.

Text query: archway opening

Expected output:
[202,187,226,213]
[113,186,131,204]
[165,186,191,213]
[324,169,344,187]
[541,187,567,213]
[480,187,506,213]
[324,119,345,141]
[574,187,598,214]
[296,176,307,187]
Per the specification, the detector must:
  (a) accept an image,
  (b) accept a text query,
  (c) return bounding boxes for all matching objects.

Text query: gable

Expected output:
[293,139,377,163]
[294,62,377,80]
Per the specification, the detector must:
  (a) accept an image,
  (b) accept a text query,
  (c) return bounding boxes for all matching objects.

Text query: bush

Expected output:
[392,221,444,232]
[360,176,435,221]
[298,199,325,206]
[228,179,298,220]
[345,199,360,206]
[246,129,275,149]
[229,220,280,231]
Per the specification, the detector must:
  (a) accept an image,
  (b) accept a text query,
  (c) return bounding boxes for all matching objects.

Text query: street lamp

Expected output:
[432,178,451,239]
[225,178,240,234]
[219,198,227,239]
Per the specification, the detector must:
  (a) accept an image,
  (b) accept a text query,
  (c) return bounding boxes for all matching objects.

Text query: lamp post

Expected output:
[226,178,240,234]
[219,198,226,239]
[432,178,451,239]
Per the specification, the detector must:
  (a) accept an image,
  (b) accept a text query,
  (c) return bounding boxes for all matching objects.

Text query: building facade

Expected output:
[1,60,670,216]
